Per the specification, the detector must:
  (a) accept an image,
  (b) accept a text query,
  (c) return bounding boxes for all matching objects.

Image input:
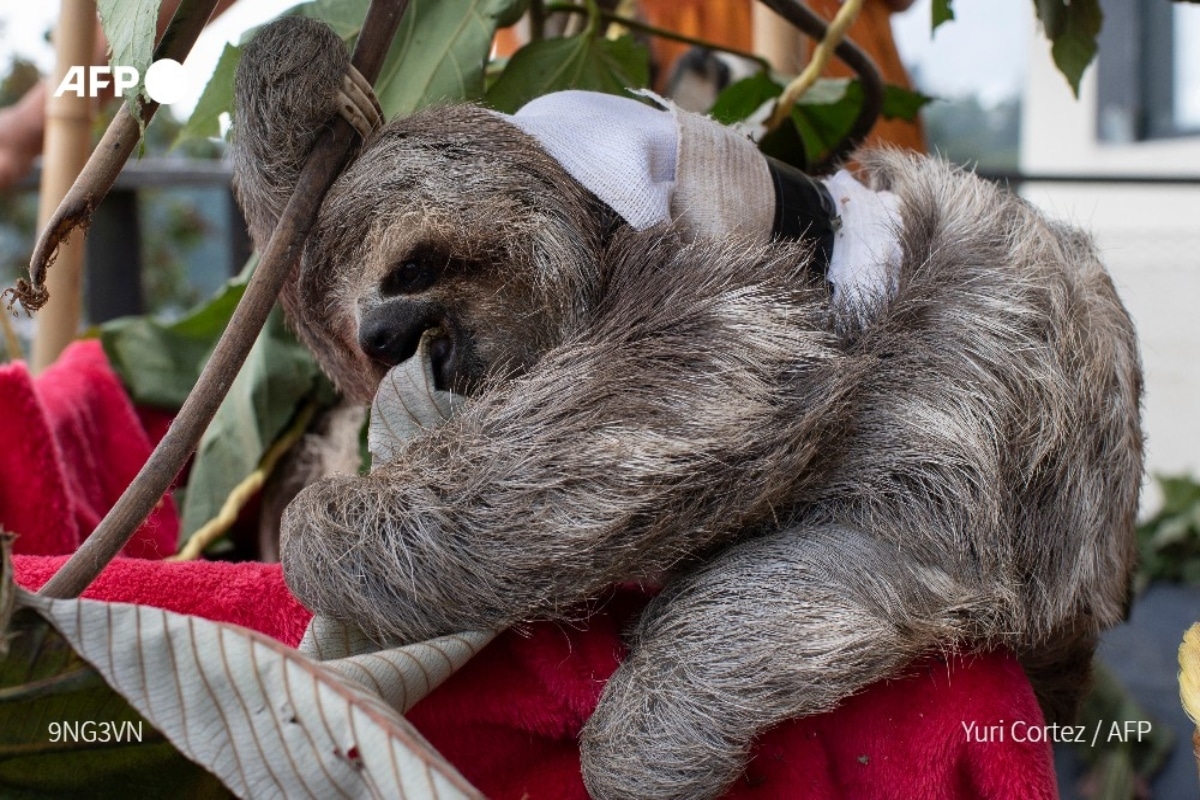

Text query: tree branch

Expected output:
[39,0,411,599]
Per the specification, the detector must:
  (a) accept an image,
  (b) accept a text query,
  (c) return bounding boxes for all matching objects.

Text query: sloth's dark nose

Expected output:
[358,302,435,367]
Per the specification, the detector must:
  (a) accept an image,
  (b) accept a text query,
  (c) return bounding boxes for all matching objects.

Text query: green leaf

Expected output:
[791,78,861,167]
[486,33,650,114]
[291,0,371,39]
[757,117,808,171]
[180,307,335,539]
[757,79,931,169]
[1033,0,1103,98]
[881,85,934,122]
[932,0,955,32]
[709,71,782,125]
[96,0,159,119]
[0,542,227,798]
[1158,475,1200,514]
[756,78,858,171]
[374,0,530,115]
[99,276,248,409]
[179,0,525,145]
[176,43,240,145]
[1135,474,1200,589]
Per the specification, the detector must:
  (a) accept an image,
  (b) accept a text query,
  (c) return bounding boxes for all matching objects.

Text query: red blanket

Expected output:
[0,340,177,558]
[4,341,1059,799]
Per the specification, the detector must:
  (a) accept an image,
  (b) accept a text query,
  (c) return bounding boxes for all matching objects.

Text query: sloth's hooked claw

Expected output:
[338,64,384,140]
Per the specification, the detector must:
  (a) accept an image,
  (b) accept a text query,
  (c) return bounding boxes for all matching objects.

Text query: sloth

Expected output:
[233,17,1143,800]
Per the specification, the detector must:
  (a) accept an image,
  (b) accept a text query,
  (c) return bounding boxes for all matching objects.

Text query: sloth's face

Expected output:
[348,231,562,399]
[291,107,607,404]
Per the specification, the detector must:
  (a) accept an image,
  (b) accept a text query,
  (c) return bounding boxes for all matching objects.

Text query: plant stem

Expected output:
[583,0,600,38]
[529,0,546,41]
[767,0,864,131]
[754,0,883,170]
[0,308,22,362]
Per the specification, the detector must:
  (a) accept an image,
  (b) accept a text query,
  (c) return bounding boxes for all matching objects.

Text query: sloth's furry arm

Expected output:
[280,231,853,643]
[581,523,985,799]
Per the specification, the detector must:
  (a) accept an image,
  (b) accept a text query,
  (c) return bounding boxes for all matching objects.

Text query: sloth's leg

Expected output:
[580,523,983,800]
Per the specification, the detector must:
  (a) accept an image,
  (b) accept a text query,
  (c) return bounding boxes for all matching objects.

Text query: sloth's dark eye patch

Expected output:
[381,246,442,296]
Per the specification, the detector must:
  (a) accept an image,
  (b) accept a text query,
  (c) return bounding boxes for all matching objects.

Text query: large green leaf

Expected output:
[99,275,248,409]
[881,85,934,122]
[1136,474,1200,590]
[749,78,931,170]
[932,0,955,32]
[101,273,338,546]
[486,33,650,114]
[1,540,484,798]
[374,0,530,115]
[0,539,227,799]
[178,0,526,143]
[292,0,371,39]
[180,307,336,539]
[175,42,240,145]
[96,0,159,118]
[789,78,861,170]
[1033,0,1103,98]
[708,71,781,125]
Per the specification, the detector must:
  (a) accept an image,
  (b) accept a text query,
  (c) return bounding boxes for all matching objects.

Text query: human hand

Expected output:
[0,82,46,191]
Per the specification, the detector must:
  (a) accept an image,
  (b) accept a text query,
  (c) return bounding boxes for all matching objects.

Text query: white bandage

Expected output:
[509,91,677,230]
[822,170,902,309]
[506,91,902,308]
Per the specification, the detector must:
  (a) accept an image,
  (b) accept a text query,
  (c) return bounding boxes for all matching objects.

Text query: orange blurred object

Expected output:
[493,1,925,153]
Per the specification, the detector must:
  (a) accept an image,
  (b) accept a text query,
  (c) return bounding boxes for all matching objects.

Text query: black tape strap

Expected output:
[766,157,839,275]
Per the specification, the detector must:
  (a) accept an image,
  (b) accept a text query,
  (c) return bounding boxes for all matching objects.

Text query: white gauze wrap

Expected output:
[506,90,901,306]
[823,170,902,309]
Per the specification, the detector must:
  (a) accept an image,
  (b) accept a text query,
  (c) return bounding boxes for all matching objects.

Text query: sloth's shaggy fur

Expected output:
[233,17,1143,800]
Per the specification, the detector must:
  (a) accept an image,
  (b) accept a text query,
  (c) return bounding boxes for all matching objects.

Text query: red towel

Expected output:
[0,340,177,558]
[5,342,1058,799]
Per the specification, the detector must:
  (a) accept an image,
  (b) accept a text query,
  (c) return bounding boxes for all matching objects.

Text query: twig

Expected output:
[765,0,864,131]
[170,400,318,561]
[5,0,221,314]
[754,0,883,170]
[38,0,410,600]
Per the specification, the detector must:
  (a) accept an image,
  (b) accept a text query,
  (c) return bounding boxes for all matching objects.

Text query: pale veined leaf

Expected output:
[368,331,464,465]
[300,616,496,715]
[15,585,483,799]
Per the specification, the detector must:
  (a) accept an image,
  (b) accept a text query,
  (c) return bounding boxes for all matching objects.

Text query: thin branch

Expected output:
[38,0,410,600]
[754,0,884,170]
[5,0,221,314]
[766,0,864,131]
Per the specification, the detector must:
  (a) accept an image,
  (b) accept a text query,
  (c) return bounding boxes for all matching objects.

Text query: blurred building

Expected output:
[1021,0,1200,489]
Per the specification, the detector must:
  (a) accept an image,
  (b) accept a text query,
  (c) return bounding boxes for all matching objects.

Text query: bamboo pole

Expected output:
[31,0,98,373]
[752,1,806,76]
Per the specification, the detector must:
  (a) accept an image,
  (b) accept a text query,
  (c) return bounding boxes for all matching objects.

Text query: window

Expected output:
[1097,0,1200,142]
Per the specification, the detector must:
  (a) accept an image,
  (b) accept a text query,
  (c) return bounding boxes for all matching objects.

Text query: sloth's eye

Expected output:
[381,259,437,296]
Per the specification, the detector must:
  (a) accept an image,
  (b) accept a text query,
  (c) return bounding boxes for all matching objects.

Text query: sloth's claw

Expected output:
[338,65,384,140]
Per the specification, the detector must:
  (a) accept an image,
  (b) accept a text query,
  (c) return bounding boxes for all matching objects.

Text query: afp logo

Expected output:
[54,59,188,105]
